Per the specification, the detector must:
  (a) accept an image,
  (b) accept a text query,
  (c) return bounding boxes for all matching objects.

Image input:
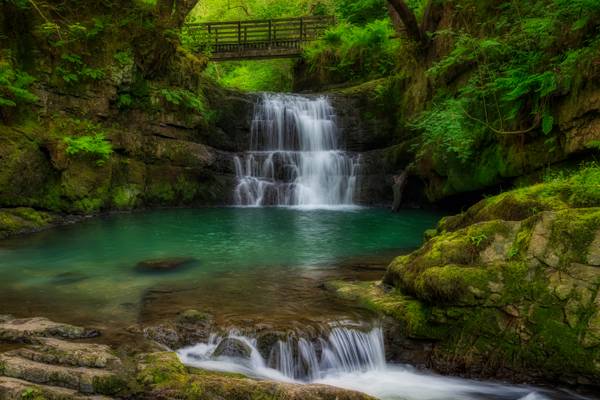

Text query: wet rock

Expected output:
[51,272,89,285]
[143,325,180,349]
[0,317,99,343]
[176,309,210,325]
[143,309,214,349]
[212,338,252,359]
[0,377,111,400]
[256,331,287,360]
[136,257,197,272]
[8,338,122,369]
[0,354,123,395]
[138,352,374,400]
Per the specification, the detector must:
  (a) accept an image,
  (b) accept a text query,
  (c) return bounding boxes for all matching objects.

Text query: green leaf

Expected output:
[542,113,554,135]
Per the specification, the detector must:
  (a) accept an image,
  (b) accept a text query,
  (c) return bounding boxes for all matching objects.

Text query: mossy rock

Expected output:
[136,352,373,400]
[0,208,57,239]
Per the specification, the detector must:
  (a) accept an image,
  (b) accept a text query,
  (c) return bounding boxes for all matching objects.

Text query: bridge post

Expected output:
[300,17,304,41]
[237,21,241,49]
[268,20,272,47]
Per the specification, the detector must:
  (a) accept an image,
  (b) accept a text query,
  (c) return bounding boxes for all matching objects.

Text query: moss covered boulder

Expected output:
[0,208,58,239]
[137,352,374,400]
[330,172,600,387]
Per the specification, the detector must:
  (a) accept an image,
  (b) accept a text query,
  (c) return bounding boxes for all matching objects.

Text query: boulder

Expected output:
[212,338,253,360]
[136,257,197,272]
[0,317,99,343]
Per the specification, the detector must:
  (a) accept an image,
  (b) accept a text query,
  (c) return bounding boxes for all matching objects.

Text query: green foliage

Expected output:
[117,93,133,109]
[412,97,485,163]
[159,88,215,121]
[189,0,335,22]
[114,50,134,66]
[204,60,293,92]
[56,53,105,84]
[544,162,600,207]
[469,233,488,247]
[61,120,113,166]
[333,0,387,24]
[415,0,600,166]
[64,135,113,166]
[0,59,38,109]
[304,19,400,82]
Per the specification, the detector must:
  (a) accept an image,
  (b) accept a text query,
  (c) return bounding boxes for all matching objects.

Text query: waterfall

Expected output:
[234,94,360,207]
[177,325,555,400]
[178,326,385,382]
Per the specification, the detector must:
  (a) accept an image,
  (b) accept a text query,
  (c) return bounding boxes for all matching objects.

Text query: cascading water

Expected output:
[177,325,560,400]
[234,94,360,207]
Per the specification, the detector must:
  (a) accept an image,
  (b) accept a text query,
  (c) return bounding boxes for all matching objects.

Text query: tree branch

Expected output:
[387,0,425,45]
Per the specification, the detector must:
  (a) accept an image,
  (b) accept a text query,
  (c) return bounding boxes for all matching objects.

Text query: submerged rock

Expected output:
[51,272,89,285]
[212,338,252,360]
[136,257,197,272]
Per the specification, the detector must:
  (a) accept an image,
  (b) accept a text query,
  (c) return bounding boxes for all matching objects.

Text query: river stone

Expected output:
[212,338,252,360]
[7,338,122,369]
[51,272,89,285]
[0,317,99,343]
[136,257,197,272]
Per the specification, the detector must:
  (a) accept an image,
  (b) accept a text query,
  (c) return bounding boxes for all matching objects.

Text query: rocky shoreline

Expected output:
[328,171,600,392]
[0,315,374,400]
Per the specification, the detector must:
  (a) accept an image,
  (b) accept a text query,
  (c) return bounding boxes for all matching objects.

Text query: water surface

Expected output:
[0,207,440,332]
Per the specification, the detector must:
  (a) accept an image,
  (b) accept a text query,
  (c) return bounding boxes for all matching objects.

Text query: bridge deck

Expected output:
[184,16,335,61]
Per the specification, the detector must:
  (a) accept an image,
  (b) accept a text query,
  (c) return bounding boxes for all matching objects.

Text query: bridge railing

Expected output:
[184,16,335,56]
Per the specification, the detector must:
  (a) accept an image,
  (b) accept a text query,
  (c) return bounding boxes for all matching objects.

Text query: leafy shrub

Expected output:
[334,0,388,24]
[56,53,105,84]
[64,134,113,166]
[304,19,400,82]
[412,97,485,163]
[0,59,38,108]
[61,119,113,166]
[117,93,133,109]
[416,0,600,164]
[159,88,215,121]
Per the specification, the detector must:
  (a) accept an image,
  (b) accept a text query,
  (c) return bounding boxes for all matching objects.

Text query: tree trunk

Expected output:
[157,0,198,26]
[386,3,404,35]
[387,0,425,45]
[420,0,444,37]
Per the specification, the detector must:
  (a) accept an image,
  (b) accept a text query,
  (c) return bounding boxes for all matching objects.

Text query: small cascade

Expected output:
[177,324,555,400]
[178,326,385,382]
[234,94,360,207]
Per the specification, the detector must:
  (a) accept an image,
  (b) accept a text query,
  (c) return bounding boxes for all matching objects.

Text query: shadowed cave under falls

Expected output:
[234,94,360,207]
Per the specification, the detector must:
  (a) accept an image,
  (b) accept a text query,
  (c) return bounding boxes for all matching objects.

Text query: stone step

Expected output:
[0,316,99,343]
[0,355,125,395]
[7,338,122,370]
[0,377,113,399]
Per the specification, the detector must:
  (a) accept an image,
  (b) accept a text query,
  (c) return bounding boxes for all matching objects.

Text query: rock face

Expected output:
[328,177,600,388]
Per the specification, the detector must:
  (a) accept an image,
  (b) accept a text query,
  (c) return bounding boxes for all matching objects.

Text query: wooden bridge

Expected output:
[184,16,335,61]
